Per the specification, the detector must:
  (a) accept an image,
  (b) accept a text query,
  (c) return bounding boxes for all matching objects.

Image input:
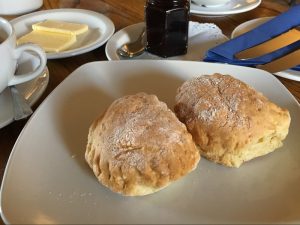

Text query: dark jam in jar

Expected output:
[145,0,190,58]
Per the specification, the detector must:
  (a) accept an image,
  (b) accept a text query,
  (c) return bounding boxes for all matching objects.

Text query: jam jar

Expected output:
[145,0,190,58]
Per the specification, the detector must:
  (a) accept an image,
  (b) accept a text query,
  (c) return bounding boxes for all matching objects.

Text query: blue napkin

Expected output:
[204,4,300,71]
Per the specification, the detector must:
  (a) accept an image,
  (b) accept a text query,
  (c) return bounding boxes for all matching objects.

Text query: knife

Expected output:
[235,28,300,59]
[257,48,300,73]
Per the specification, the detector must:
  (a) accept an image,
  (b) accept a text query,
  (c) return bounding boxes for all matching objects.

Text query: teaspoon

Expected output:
[10,85,33,120]
[117,28,146,58]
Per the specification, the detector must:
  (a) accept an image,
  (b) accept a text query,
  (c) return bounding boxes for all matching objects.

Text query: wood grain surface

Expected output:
[0,0,299,224]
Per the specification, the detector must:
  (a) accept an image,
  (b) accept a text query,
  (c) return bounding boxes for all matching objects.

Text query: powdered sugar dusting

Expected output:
[197,75,243,126]
[117,151,146,171]
[199,108,217,122]
[176,74,266,128]
[228,94,240,112]
[103,93,188,169]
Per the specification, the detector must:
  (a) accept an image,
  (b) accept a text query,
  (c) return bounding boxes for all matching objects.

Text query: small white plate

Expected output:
[11,9,115,59]
[0,52,49,129]
[105,22,228,61]
[191,0,261,16]
[232,17,300,82]
[1,60,300,224]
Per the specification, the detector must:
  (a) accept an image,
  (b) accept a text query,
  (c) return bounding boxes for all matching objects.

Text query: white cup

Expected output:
[192,0,230,7]
[0,17,46,94]
[0,0,43,15]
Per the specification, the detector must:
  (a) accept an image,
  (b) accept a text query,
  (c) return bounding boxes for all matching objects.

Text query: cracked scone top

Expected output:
[85,93,200,196]
[174,74,290,168]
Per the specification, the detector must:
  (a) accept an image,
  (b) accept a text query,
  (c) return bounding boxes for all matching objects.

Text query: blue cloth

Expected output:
[204,4,300,71]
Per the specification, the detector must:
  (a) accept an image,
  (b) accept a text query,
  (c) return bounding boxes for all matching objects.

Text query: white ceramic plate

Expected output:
[11,9,115,59]
[0,52,49,129]
[0,0,43,15]
[105,22,228,61]
[191,0,261,16]
[1,61,300,224]
[231,17,300,82]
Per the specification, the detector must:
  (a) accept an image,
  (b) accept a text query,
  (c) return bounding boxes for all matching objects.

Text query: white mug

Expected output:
[192,0,230,7]
[0,17,46,94]
[0,0,43,15]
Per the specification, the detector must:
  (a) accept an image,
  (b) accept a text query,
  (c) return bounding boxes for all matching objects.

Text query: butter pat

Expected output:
[32,20,89,35]
[17,30,76,53]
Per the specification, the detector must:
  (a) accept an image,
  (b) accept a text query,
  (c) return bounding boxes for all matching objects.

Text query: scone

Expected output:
[174,73,291,168]
[85,93,200,196]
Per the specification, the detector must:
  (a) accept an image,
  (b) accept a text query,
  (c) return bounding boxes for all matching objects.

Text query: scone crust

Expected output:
[86,93,200,196]
[174,74,290,168]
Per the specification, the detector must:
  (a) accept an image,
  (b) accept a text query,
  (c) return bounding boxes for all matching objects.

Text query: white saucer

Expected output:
[105,21,228,61]
[231,17,300,82]
[0,0,43,15]
[0,52,49,129]
[11,9,115,59]
[231,17,272,39]
[191,0,261,16]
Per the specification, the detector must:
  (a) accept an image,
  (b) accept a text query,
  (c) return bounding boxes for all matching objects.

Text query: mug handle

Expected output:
[8,43,47,86]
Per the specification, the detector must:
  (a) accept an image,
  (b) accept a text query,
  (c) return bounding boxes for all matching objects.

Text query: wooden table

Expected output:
[0,0,299,224]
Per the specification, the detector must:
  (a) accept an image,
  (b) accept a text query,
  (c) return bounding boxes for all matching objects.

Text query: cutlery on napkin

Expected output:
[204,4,300,73]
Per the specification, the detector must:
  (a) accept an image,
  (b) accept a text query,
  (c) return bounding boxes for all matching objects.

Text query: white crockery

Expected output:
[106,22,228,61]
[0,52,49,129]
[190,0,261,16]
[0,0,43,15]
[192,0,230,7]
[1,61,299,224]
[0,17,46,94]
[11,9,115,59]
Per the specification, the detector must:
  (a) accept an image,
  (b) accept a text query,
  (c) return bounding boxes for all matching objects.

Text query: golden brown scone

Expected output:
[174,73,291,168]
[85,93,200,196]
